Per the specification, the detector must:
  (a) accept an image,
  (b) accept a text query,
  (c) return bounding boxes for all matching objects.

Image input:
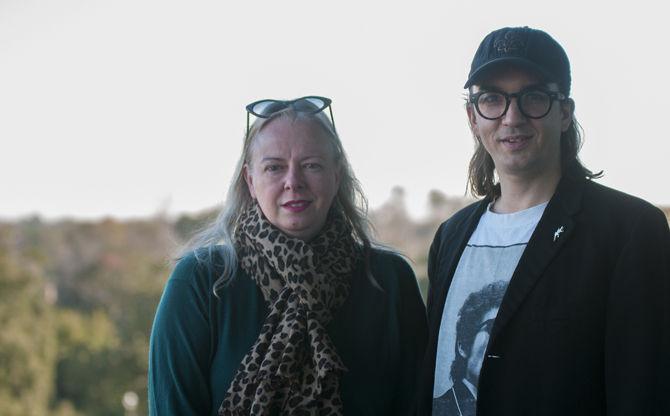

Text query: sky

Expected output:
[1,0,668,221]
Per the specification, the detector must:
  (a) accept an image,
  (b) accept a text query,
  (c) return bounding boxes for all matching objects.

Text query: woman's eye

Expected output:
[303,162,322,170]
[264,164,283,173]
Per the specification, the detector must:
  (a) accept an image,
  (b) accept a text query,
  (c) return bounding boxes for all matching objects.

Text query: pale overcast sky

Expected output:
[1,0,668,220]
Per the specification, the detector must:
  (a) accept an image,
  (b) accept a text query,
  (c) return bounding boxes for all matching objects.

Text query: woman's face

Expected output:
[244,117,341,241]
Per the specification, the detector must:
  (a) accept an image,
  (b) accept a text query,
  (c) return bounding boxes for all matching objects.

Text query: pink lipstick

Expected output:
[282,200,311,213]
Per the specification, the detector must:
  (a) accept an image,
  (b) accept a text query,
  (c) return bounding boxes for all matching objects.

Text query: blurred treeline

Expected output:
[2,189,667,415]
[0,215,178,416]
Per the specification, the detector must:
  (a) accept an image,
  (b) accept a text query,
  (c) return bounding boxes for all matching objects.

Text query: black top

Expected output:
[418,173,670,415]
[149,248,428,415]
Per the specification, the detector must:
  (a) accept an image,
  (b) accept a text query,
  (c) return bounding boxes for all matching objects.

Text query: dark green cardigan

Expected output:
[148,248,428,415]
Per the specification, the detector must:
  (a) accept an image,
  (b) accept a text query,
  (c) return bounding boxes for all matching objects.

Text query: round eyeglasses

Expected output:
[469,89,567,120]
[245,96,334,137]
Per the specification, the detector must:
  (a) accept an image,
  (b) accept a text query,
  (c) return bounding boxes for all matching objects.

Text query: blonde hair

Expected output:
[180,107,374,295]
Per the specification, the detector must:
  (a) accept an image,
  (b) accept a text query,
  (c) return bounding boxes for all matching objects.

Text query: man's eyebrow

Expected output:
[477,82,548,93]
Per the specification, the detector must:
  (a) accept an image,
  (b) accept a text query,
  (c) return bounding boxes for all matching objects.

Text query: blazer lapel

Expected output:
[488,175,585,346]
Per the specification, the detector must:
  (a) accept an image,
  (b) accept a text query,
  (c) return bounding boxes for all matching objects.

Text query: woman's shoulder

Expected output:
[361,248,426,315]
[168,246,232,291]
[171,246,263,300]
[368,247,412,270]
[366,247,416,288]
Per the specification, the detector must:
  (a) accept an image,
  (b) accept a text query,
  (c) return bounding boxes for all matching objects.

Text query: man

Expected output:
[418,26,670,416]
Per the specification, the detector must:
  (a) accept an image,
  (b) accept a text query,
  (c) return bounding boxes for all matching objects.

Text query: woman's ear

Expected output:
[334,163,342,189]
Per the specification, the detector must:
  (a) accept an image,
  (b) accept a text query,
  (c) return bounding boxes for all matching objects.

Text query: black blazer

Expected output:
[417,172,670,416]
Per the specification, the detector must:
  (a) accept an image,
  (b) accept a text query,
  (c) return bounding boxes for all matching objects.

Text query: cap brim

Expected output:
[463,57,556,89]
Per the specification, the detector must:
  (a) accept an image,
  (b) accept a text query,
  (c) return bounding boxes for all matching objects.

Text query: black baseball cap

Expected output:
[464,26,571,94]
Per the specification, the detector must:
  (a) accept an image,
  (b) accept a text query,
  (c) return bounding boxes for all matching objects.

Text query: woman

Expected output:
[148,96,427,415]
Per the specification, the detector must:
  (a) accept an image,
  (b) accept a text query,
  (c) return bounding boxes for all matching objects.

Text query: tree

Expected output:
[0,235,57,416]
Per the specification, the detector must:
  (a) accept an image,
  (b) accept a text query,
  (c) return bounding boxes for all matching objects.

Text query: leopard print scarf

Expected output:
[218,203,360,416]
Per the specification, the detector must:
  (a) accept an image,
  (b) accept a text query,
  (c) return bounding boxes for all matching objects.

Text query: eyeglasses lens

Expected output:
[477,93,506,119]
[520,91,551,118]
[477,91,552,119]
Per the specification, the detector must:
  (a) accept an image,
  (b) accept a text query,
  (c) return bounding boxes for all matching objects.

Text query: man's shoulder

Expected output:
[434,199,487,241]
[427,200,487,271]
[580,179,665,222]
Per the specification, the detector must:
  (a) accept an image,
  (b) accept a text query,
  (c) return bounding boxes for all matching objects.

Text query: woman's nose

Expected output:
[284,164,305,190]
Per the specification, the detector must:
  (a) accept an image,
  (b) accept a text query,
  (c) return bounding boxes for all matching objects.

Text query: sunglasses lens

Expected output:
[247,96,331,121]
[293,97,327,113]
[250,100,287,117]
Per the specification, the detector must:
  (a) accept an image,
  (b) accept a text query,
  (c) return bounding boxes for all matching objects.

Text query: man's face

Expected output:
[467,66,574,182]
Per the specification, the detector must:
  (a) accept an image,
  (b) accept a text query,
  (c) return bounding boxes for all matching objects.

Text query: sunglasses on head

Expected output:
[245,96,335,137]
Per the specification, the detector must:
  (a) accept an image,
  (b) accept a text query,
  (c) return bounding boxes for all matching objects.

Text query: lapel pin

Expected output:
[553,226,565,242]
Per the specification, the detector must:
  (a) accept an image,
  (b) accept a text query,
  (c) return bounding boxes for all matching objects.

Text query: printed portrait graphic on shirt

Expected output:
[432,203,546,415]
[433,280,507,416]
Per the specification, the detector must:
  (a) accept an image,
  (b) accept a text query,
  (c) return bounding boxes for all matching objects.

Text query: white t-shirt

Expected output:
[432,201,547,416]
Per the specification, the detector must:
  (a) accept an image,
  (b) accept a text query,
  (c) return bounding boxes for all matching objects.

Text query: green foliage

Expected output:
[0,243,57,416]
[173,208,218,241]
[55,309,120,415]
[0,218,174,415]
[50,400,83,416]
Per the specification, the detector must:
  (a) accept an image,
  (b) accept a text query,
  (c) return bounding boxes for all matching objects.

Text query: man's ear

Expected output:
[243,164,256,199]
[560,98,575,132]
[466,104,479,135]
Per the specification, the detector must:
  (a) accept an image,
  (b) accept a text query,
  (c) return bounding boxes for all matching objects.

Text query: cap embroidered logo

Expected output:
[494,31,525,54]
